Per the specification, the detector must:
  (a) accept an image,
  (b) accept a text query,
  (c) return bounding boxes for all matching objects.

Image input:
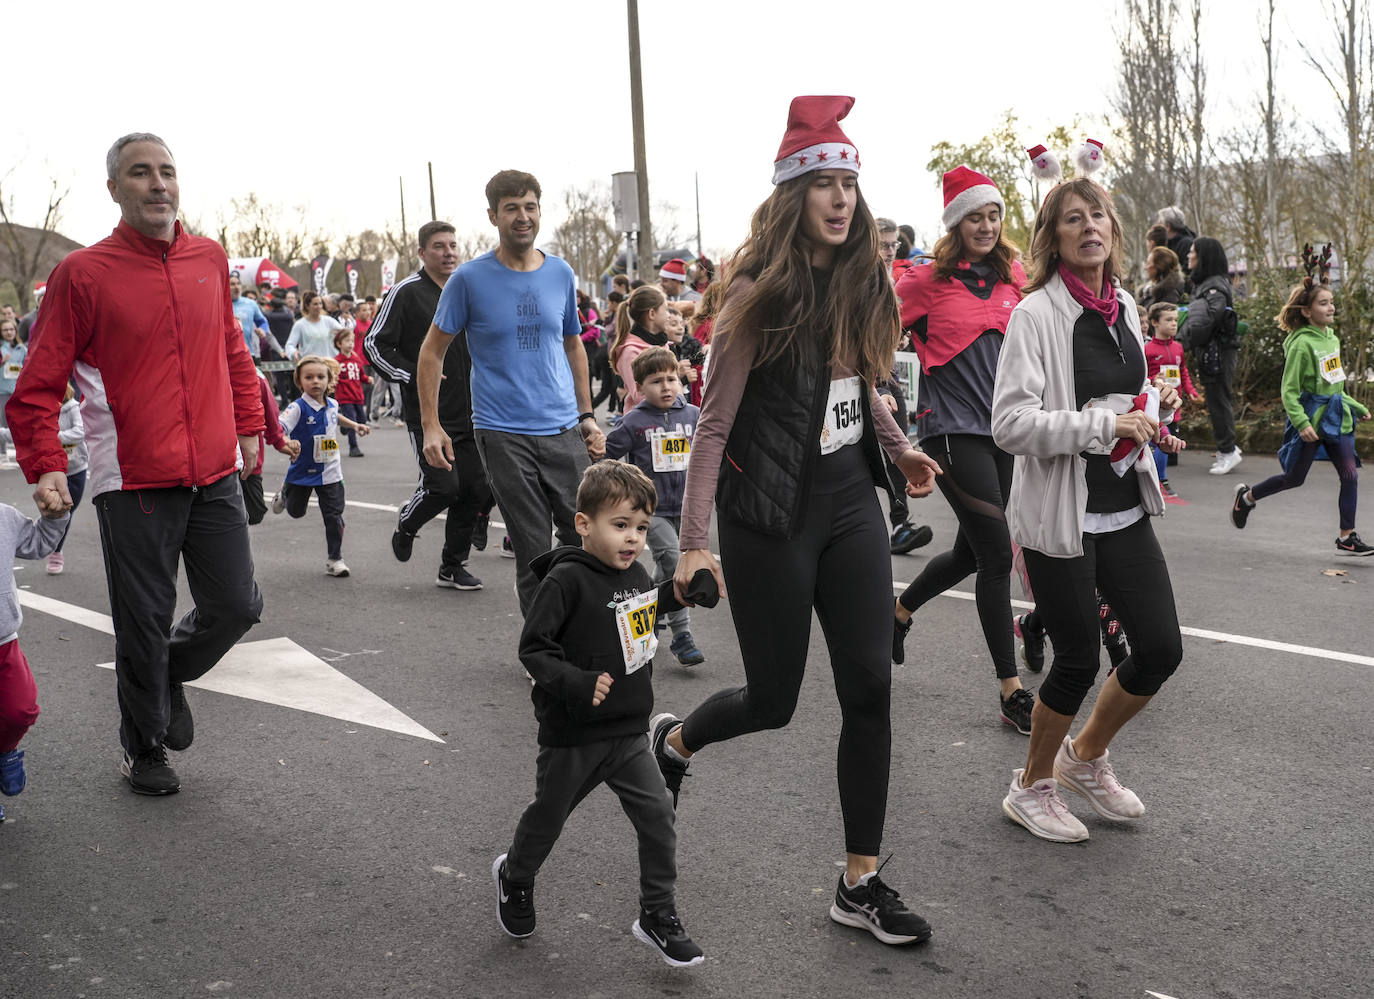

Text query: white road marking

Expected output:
[17,592,442,742]
[266,491,506,530]
[891,582,1374,669]
[1145,991,1182,999]
[97,637,444,744]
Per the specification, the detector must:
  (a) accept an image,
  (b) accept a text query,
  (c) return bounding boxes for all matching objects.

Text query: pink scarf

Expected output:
[1059,263,1119,327]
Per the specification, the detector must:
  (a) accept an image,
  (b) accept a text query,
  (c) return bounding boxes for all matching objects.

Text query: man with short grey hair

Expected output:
[9,132,265,797]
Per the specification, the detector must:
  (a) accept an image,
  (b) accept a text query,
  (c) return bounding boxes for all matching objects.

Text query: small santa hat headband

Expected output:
[772,95,861,185]
[659,258,688,283]
[1026,138,1106,184]
[941,166,1004,231]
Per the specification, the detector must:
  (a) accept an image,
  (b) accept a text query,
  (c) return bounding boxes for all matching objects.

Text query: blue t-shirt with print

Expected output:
[232,296,269,357]
[432,250,580,435]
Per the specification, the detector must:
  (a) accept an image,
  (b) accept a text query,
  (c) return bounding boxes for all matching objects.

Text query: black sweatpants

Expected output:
[897,434,1016,679]
[283,480,346,560]
[506,734,677,910]
[1022,517,1183,716]
[679,473,893,857]
[400,428,490,572]
[94,473,263,753]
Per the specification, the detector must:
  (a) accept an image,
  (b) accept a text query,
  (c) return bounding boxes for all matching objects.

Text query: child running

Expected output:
[272,355,369,576]
[1230,251,1372,554]
[605,347,706,666]
[493,460,703,968]
[0,497,71,821]
[333,330,371,457]
[1143,302,1199,500]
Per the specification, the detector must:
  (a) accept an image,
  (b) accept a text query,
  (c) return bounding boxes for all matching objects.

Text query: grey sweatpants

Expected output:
[645,514,689,635]
[474,427,589,615]
[506,734,678,910]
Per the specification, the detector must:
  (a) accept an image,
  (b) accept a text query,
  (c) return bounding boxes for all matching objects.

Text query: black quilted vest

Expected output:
[715,342,892,539]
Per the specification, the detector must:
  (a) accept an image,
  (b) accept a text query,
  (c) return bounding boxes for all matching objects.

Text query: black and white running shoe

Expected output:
[829,864,932,946]
[649,712,689,808]
[492,853,535,938]
[632,907,704,967]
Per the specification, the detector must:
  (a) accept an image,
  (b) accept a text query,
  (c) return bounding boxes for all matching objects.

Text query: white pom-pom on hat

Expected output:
[1074,138,1105,176]
[1026,144,1062,182]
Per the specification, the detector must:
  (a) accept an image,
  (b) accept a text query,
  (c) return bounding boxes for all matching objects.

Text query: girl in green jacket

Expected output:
[1230,281,1371,554]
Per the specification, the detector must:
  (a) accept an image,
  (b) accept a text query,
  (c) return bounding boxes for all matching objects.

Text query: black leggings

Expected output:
[897,435,1015,679]
[679,477,892,857]
[1022,517,1182,715]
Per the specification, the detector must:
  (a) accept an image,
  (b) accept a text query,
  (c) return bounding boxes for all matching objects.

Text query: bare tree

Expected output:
[1110,0,1185,270]
[0,175,69,311]
[217,193,323,270]
[1179,0,1211,234]
[549,183,620,288]
[1297,0,1374,405]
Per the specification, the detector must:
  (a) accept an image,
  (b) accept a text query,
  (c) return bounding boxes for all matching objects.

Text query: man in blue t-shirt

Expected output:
[418,169,605,615]
[229,273,271,358]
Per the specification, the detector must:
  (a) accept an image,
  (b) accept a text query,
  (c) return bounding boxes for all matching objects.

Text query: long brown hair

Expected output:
[926,224,1020,285]
[720,173,898,383]
[609,284,666,367]
[1276,282,1332,333]
[1023,178,1125,295]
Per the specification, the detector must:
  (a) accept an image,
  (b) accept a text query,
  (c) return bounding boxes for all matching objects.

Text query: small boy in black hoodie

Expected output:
[494,461,703,968]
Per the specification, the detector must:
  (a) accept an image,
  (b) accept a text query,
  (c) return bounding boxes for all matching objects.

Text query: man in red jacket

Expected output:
[7,133,265,797]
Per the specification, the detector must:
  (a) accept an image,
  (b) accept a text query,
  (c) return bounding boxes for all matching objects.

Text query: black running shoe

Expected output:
[391,527,416,563]
[165,682,194,751]
[1106,636,1130,674]
[999,687,1035,735]
[492,853,535,938]
[436,565,483,590]
[649,712,689,808]
[1335,531,1374,556]
[829,868,932,945]
[632,907,704,967]
[1016,613,1045,673]
[1230,483,1253,529]
[500,536,516,559]
[120,745,180,796]
[890,522,934,555]
[471,513,490,551]
[892,615,913,665]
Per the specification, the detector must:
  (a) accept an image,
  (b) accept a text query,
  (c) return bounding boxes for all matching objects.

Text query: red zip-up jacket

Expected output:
[7,220,264,496]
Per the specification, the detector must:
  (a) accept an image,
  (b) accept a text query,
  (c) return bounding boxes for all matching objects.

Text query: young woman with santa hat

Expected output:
[649,95,941,946]
[991,145,1186,845]
[888,167,1036,734]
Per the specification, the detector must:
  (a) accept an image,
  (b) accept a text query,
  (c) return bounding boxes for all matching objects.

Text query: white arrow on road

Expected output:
[19,590,443,743]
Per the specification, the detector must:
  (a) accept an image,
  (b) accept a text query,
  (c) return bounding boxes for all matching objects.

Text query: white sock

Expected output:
[844,871,874,890]
[663,730,690,764]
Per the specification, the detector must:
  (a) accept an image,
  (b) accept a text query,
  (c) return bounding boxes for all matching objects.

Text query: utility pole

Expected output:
[695,172,703,260]
[626,0,655,281]
[399,176,409,270]
[428,162,437,221]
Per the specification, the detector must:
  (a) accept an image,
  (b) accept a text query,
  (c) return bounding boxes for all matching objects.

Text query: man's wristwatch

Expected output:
[577,411,595,423]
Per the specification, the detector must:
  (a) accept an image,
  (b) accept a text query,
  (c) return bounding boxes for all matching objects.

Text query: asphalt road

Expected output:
[1,422,1370,999]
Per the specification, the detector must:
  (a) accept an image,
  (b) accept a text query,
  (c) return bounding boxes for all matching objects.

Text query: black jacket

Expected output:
[363,269,473,435]
[520,547,685,747]
[1180,275,1235,352]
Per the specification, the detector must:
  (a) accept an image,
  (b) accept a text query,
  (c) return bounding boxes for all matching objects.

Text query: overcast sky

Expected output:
[3,0,1329,264]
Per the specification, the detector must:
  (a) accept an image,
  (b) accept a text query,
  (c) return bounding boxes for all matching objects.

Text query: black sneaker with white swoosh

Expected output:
[829,866,933,945]
[632,906,704,967]
[492,853,535,938]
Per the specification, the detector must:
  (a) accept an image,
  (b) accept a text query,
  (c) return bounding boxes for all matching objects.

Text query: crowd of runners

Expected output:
[0,98,1368,969]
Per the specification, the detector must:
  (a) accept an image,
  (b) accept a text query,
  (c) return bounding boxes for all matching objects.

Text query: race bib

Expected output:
[1160,364,1181,387]
[614,589,658,675]
[819,376,863,456]
[1318,350,1345,384]
[4,362,21,379]
[650,429,691,472]
[313,434,340,463]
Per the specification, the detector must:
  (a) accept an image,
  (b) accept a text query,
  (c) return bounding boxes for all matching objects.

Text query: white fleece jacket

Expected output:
[992,271,1173,559]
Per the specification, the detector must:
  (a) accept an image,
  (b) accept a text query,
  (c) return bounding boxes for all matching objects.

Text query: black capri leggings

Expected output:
[897,434,1015,679]
[1022,517,1182,715]
[679,475,893,857]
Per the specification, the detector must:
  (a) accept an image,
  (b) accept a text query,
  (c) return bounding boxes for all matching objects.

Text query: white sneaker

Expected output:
[270,490,286,514]
[1208,449,1242,475]
[1002,768,1089,843]
[326,559,350,577]
[1053,736,1144,820]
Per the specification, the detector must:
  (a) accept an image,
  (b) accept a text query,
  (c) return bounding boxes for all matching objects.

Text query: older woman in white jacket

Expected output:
[991,178,1185,844]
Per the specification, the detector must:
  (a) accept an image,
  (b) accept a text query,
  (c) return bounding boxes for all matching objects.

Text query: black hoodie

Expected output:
[519,546,685,747]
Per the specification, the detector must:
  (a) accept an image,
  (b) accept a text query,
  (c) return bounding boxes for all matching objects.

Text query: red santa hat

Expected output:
[941,166,1004,231]
[659,258,688,283]
[772,95,861,185]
